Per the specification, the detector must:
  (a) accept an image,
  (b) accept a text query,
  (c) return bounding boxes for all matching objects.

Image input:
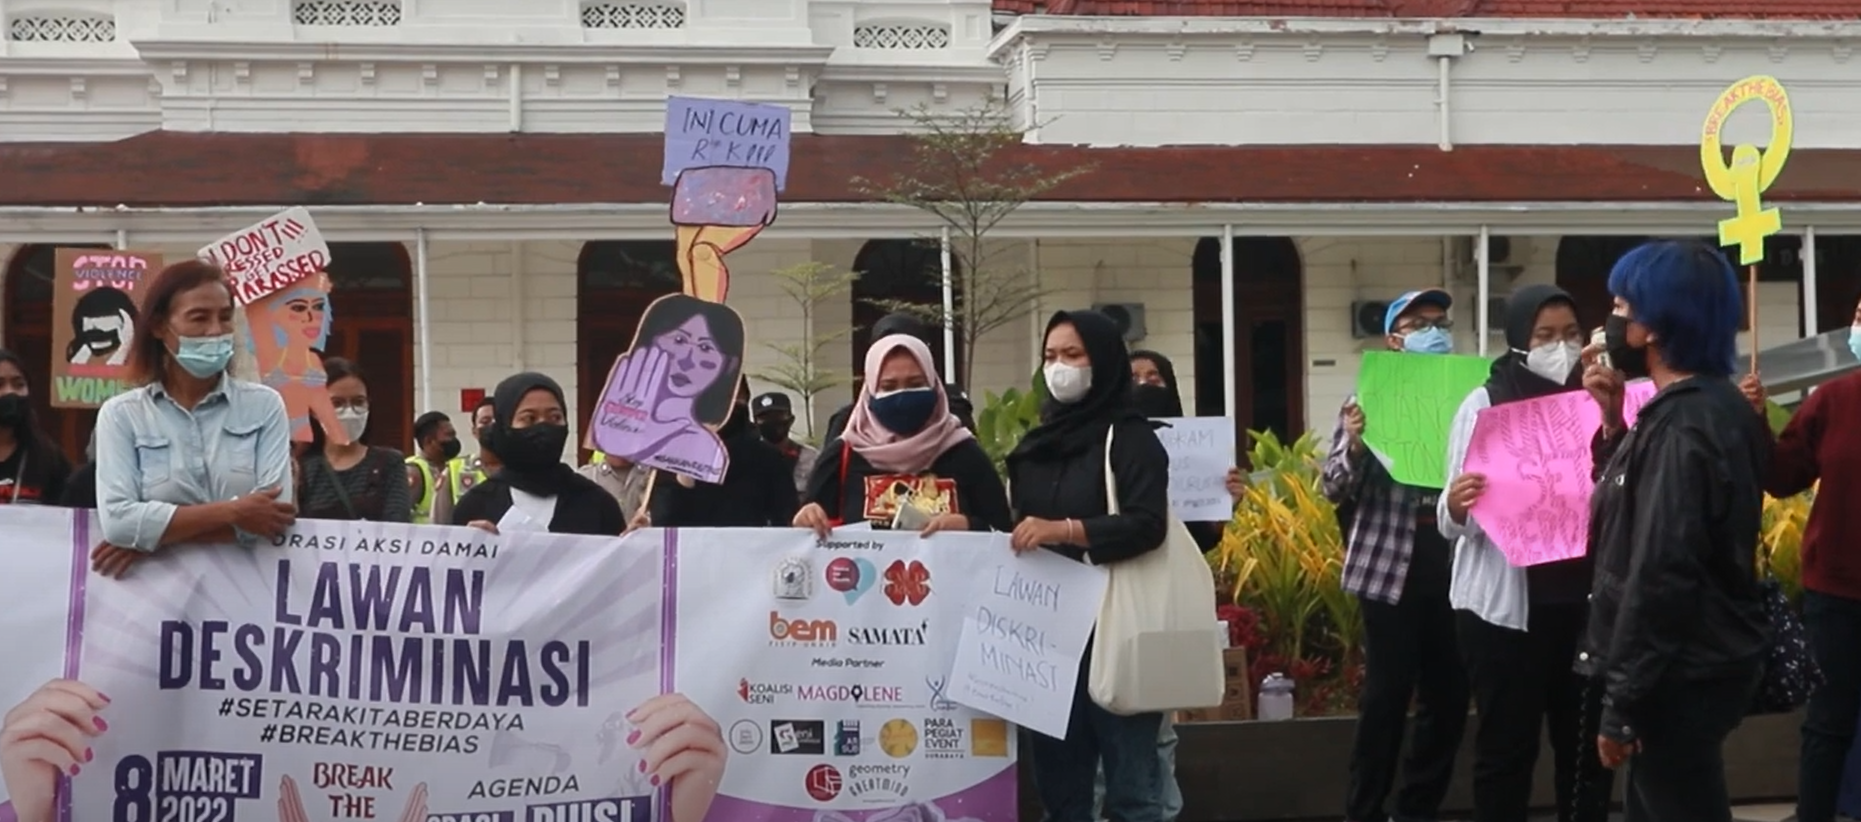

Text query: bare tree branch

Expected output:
[851,98,1095,389]
[752,261,862,438]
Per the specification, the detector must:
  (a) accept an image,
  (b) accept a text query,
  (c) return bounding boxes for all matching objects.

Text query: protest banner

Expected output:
[673,527,1018,819]
[662,96,789,304]
[48,249,162,408]
[199,207,330,307]
[1355,351,1492,489]
[0,513,1025,822]
[1463,380,1657,566]
[941,545,1107,739]
[243,271,346,444]
[1150,417,1238,522]
[590,295,745,485]
[1700,74,1792,367]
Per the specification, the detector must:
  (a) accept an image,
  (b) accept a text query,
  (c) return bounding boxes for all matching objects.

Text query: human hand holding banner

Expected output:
[0,513,1023,822]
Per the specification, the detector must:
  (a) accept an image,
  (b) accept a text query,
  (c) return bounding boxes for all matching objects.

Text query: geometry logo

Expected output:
[804,763,842,802]
[824,557,877,605]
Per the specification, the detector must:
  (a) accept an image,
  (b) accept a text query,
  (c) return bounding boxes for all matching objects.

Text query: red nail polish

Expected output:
[93,716,108,732]
[636,760,646,773]
[84,748,94,762]
[650,775,661,787]
[626,730,640,745]
[68,764,80,776]
[98,693,111,703]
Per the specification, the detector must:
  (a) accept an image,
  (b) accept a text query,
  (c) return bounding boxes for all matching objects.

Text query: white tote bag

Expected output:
[1086,425,1226,715]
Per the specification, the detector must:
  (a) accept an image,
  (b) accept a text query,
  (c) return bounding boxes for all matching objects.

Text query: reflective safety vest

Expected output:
[406,456,479,524]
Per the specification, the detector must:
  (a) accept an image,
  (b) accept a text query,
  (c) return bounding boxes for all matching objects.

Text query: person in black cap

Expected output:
[751,391,818,496]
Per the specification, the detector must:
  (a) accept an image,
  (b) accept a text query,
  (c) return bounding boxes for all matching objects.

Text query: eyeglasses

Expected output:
[1398,317,1454,333]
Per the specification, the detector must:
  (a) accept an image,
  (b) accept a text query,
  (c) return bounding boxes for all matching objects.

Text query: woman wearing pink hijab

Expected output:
[794,334,1011,537]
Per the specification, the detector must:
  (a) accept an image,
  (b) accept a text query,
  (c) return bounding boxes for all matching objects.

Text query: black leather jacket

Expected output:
[1577,376,1770,743]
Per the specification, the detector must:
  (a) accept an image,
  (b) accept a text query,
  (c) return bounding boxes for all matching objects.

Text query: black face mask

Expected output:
[758,419,791,444]
[1604,314,1651,380]
[0,393,26,428]
[498,424,569,470]
[435,437,463,462]
[77,327,121,351]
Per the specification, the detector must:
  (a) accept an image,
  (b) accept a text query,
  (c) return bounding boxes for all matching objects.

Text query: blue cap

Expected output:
[1383,288,1454,334]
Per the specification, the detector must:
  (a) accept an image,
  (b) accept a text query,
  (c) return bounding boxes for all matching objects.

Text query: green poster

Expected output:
[1356,350,1492,489]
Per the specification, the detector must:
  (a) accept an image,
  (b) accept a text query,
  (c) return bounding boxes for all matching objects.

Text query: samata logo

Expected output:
[738,678,793,704]
[804,764,842,802]
[769,611,838,645]
[882,560,931,606]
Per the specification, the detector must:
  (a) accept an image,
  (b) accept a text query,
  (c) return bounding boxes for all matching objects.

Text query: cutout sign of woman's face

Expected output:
[654,314,725,398]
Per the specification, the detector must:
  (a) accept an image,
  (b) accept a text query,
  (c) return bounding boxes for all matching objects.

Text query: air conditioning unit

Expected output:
[1093,302,1148,342]
[1350,300,1389,339]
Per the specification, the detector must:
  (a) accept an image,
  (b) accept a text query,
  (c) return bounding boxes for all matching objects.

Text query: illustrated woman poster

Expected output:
[243,271,347,444]
[48,249,162,409]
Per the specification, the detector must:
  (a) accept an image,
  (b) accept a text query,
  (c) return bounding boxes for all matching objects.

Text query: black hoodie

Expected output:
[649,395,800,527]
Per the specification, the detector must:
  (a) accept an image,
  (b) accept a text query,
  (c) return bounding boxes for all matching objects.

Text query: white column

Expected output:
[1802,227,1820,336]
[509,240,526,371]
[1221,224,1237,418]
[939,226,956,384]
[114,229,127,250]
[1476,227,1491,356]
[415,228,433,414]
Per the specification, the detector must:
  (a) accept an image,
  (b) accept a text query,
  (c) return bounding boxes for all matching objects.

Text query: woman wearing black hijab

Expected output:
[455,372,625,536]
[648,375,799,527]
[1436,284,1612,822]
[1007,310,1172,822]
[0,349,71,506]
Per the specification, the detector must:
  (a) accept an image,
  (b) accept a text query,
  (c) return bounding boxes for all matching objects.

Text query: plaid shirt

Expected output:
[1321,394,1439,605]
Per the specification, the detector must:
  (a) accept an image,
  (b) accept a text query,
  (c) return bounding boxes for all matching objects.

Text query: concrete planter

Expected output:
[1016,711,1803,821]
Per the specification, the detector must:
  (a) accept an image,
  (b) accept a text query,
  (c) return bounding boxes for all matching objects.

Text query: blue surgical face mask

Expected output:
[172,333,235,379]
[868,387,939,435]
[1402,327,1455,355]
[1849,325,1861,362]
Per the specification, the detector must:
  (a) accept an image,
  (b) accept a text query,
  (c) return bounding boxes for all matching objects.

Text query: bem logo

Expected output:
[770,611,838,644]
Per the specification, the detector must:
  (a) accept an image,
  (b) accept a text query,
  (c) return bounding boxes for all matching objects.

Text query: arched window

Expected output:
[850,239,962,385]
[576,241,681,457]
[1189,236,1305,451]
[319,242,415,450]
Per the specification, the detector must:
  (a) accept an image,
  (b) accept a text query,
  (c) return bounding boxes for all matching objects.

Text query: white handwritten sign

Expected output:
[1152,416,1238,522]
[199,207,330,306]
[944,545,1108,739]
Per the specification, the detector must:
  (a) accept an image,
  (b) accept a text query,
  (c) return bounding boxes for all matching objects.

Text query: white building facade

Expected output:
[1,0,1857,459]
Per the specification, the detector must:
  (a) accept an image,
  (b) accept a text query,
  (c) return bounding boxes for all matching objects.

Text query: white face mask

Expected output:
[1044,362,1093,404]
[1524,340,1581,384]
[336,407,369,442]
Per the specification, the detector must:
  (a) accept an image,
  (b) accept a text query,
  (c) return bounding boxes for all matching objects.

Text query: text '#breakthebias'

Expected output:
[220,696,519,753]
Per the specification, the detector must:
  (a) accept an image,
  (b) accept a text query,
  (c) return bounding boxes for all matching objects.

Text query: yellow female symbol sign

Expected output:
[1700,75,1793,265]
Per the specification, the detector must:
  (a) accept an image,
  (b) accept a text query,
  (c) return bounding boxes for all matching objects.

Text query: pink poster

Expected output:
[1462,380,1656,567]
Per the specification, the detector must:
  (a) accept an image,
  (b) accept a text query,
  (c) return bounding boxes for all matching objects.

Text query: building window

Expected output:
[853,21,951,50]
[578,241,682,291]
[6,13,116,42]
[581,1,686,29]
[291,0,403,26]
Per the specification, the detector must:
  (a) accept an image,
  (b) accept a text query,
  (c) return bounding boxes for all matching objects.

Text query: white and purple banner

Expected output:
[0,512,1026,822]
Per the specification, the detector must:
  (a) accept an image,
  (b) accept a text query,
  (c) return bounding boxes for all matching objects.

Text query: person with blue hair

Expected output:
[1578,238,1770,822]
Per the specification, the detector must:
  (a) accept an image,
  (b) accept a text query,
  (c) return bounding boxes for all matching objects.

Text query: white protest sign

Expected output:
[940,546,1107,739]
[1152,416,1238,522]
[199,207,330,306]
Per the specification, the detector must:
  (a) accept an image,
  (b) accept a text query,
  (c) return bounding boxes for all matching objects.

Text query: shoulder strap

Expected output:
[829,440,853,526]
[316,455,361,520]
[1102,424,1119,515]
